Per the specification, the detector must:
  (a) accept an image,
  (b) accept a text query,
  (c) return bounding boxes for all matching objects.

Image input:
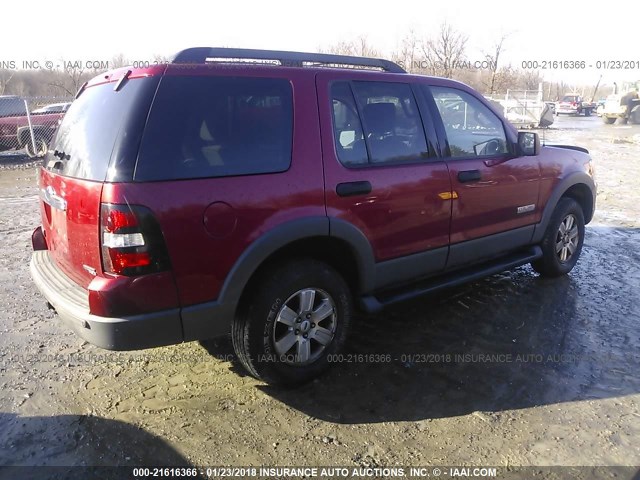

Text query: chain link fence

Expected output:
[0,95,73,160]
[485,84,554,128]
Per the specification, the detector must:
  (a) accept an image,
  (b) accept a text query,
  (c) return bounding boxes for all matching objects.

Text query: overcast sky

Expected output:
[3,0,638,85]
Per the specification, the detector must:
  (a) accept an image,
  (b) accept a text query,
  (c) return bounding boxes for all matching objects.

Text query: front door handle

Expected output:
[336,181,372,197]
[458,170,481,183]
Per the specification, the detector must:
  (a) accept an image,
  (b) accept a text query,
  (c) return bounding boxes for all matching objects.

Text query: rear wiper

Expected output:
[53,149,70,161]
[114,70,132,92]
[75,81,88,100]
[47,150,70,170]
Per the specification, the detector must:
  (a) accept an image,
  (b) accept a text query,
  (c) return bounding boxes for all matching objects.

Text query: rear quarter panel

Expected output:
[101,68,325,307]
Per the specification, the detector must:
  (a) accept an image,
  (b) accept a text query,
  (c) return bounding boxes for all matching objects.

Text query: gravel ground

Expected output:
[0,116,639,475]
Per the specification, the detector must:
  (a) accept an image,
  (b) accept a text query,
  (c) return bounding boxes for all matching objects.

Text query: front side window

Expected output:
[135,76,293,181]
[330,81,428,166]
[429,86,509,158]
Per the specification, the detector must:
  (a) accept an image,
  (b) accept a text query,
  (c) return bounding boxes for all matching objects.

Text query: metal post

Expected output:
[24,99,37,155]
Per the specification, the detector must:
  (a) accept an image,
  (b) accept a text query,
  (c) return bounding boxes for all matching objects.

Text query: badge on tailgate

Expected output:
[41,186,67,211]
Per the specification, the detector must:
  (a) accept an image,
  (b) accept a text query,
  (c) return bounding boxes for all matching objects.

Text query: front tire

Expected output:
[232,259,353,385]
[531,198,585,277]
[602,116,616,124]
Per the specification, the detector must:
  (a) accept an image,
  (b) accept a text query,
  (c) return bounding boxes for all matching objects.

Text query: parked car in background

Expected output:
[30,48,596,385]
[32,102,72,114]
[0,95,27,117]
[556,94,596,116]
[0,98,68,157]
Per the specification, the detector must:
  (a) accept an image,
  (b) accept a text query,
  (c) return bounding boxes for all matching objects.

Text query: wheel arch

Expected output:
[532,172,596,243]
[561,183,594,223]
[181,217,376,341]
[17,125,52,147]
[235,218,375,309]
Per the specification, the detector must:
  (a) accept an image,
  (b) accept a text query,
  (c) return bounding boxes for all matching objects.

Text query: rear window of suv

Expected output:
[134,76,293,182]
[44,77,160,181]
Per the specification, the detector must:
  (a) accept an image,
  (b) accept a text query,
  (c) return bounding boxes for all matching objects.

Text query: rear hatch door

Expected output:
[39,71,161,287]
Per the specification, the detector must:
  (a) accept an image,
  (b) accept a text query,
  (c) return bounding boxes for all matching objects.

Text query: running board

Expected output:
[359,246,542,313]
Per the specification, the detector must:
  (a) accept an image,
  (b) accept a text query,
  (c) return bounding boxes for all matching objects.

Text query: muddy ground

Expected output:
[0,116,639,474]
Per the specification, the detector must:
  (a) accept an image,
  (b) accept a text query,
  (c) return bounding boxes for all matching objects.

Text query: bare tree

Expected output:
[48,60,89,96]
[322,40,355,56]
[519,69,543,91]
[110,53,130,69]
[421,22,467,78]
[322,36,380,58]
[354,36,379,58]
[393,30,421,73]
[484,33,510,94]
[152,53,171,64]
[0,69,16,95]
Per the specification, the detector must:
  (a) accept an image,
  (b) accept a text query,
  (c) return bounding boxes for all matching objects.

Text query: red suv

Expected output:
[30,48,596,385]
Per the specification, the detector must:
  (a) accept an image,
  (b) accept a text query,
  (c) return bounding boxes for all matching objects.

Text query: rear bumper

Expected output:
[30,250,184,350]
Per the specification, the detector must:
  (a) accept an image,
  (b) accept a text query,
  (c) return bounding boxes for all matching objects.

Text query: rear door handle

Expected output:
[457,170,481,183]
[336,181,372,197]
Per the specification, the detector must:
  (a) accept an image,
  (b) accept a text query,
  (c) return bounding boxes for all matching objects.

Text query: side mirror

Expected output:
[517,131,540,156]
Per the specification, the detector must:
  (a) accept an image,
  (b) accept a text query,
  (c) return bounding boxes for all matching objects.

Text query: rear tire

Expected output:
[232,259,353,386]
[602,116,616,124]
[531,198,585,277]
[25,136,48,158]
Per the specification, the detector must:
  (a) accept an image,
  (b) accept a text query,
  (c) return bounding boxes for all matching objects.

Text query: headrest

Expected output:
[362,102,396,135]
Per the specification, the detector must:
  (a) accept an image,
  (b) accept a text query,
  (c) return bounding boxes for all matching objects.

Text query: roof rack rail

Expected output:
[171,47,406,74]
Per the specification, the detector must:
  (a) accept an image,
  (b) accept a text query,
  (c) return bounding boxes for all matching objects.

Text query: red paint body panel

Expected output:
[101,68,324,307]
[537,144,596,204]
[410,76,543,244]
[39,168,103,288]
[316,70,452,261]
[446,157,541,243]
[33,61,595,325]
[87,272,179,317]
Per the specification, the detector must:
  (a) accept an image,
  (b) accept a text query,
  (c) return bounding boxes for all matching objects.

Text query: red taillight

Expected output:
[100,203,170,276]
[109,250,152,272]
[104,209,138,233]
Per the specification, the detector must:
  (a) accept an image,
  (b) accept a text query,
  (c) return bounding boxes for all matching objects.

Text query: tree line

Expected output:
[1,25,609,101]
[320,25,608,101]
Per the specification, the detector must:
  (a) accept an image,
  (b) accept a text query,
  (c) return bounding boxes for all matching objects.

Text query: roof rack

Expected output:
[171,47,406,74]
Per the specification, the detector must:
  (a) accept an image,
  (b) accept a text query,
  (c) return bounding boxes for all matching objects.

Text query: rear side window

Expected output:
[330,81,428,167]
[135,76,293,181]
[45,77,159,181]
